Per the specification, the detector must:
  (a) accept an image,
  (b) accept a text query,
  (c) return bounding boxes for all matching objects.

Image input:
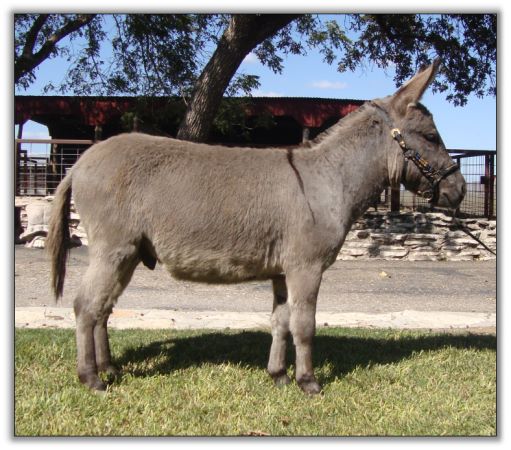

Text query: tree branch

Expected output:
[15,14,96,83]
[21,14,49,59]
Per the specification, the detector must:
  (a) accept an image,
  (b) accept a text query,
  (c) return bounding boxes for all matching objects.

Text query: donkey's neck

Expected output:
[304,103,391,225]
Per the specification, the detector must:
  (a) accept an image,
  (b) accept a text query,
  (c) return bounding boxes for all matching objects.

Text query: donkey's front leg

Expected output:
[286,267,322,395]
[268,275,291,386]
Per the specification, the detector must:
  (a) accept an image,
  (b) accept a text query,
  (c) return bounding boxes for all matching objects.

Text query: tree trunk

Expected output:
[177,14,299,143]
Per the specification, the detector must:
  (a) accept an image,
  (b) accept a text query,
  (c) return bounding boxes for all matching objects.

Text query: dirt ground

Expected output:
[15,245,496,315]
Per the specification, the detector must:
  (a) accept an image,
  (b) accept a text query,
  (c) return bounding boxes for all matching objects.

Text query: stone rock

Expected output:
[340,248,367,257]
[354,230,370,239]
[442,250,461,258]
[370,233,394,244]
[343,241,375,249]
[445,230,469,239]
[449,254,476,261]
[441,245,464,252]
[69,234,84,247]
[407,247,437,254]
[459,249,482,257]
[426,211,451,220]
[24,235,46,249]
[465,223,481,231]
[408,253,439,261]
[414,213,427,221]
[378,246,409,258]
[450,238,480,248]
[406,233,438,241]
[19,202,52,242]
[403,240,431,248]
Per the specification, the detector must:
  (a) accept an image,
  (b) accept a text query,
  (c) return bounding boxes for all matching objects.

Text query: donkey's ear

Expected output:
[391,58,441,116]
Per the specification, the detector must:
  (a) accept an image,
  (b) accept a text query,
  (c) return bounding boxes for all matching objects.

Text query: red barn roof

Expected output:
[15,95,365,129]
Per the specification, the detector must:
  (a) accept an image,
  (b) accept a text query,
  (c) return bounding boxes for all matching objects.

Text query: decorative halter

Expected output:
[368,101,460,202]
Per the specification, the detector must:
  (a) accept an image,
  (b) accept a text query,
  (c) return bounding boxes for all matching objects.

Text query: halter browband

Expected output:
[368,101,460,201]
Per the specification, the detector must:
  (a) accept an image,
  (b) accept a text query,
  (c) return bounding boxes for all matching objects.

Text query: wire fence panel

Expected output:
[15,139,93,196]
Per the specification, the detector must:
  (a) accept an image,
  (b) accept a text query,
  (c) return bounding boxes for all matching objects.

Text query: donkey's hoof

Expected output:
[99,364,120,380]
[297,377,322,395]
[79,372,107,391]
[89,379,108,392]
[271,371,291,387]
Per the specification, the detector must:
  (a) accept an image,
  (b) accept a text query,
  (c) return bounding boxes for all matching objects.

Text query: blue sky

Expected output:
[16,14,496,152]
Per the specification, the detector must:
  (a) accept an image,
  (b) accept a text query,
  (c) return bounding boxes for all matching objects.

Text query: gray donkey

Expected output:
[47,60,466,394]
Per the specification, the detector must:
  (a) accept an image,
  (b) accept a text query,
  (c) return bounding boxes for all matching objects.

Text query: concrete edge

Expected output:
[15,307,496,331]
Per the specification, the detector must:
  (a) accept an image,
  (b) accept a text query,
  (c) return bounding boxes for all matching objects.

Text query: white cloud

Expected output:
[242,53,258,64]
[311,80,348,90]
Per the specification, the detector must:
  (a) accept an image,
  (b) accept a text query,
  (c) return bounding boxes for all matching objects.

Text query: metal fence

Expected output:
[15,139,496,219]
[15,139,93,196]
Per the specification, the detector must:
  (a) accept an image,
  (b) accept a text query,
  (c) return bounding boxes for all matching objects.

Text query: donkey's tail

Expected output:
[46,173,73,300]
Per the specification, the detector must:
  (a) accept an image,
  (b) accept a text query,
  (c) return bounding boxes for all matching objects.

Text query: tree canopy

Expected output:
[15,13,496,141]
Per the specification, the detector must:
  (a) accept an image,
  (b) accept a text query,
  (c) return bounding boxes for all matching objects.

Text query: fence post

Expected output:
[488,154,495,219]
[302,126,310,143]
[15,123,23,195]
[455,156,462,216]
[94,125,103,141]
[484,155,491,219]
[390,187,400,212]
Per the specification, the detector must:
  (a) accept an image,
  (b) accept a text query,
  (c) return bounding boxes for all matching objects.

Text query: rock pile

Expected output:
[338,210,496,261]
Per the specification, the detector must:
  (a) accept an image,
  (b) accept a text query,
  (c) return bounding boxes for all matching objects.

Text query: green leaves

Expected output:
[339,14,496,106]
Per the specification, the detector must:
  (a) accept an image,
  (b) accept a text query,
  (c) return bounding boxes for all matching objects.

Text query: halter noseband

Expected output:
[368,101,460,202]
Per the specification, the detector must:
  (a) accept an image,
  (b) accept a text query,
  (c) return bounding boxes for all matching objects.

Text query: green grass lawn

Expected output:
[14,327,496,436]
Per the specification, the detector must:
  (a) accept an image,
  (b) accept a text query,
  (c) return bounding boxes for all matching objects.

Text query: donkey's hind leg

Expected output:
[74,245,139,391]
[94,310,118,378]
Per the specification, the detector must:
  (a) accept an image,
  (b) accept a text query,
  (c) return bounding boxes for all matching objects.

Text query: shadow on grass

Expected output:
[114,330,496,385]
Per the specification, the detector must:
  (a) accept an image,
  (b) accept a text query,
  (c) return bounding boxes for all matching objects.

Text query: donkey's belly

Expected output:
[166,262,279,284]
[161,252,281,284]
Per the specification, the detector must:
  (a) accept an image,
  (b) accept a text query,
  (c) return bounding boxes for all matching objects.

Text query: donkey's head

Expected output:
[381,59,466,209]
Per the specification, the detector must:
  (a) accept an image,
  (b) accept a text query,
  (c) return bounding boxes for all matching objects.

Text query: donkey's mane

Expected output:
[296,101,373,150]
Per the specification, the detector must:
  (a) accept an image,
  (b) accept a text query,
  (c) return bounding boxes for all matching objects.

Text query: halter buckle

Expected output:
[391,128,406,150]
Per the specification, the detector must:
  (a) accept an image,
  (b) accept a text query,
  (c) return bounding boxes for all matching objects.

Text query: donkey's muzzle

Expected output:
[435,171,466,209]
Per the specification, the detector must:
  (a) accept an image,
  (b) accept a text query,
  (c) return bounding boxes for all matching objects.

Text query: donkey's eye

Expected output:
[425,133,439,144]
